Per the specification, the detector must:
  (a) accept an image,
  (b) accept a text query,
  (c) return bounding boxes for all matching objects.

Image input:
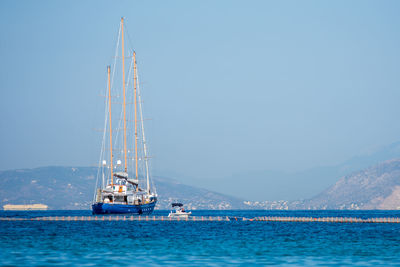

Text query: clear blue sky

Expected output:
[1,1,400,199]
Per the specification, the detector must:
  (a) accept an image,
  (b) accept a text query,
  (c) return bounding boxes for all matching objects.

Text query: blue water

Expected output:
[1,210,400,266]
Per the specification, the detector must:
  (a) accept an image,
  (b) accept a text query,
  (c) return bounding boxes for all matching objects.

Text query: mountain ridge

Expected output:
[211,141,400,201]
[0,166,247,210]
[2,156,400,210]
[303,158,400,210]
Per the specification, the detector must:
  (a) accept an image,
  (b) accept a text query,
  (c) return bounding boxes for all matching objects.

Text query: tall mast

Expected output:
[107,66,114,185]
[133,52,138,181]
[121,17,127,172]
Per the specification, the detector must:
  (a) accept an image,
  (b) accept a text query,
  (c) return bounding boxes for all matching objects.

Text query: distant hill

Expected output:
[303,159,400,210]
[2,158,400,210]
[214,141,400,201]
[0,166,247,210]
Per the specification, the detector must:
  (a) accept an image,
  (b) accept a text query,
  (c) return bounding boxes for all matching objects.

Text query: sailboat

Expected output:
[92,18,157,215]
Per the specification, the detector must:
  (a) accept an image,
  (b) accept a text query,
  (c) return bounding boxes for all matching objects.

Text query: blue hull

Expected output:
[92,201,157,215]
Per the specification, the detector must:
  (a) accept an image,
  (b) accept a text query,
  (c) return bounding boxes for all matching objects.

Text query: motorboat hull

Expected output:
[168,211,192,218]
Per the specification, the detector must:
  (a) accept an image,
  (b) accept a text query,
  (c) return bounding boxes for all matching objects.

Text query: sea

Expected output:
[1,210,400,266]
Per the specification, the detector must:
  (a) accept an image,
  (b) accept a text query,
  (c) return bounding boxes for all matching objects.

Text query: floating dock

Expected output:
[1,215,400,223]
[2,204,48,211]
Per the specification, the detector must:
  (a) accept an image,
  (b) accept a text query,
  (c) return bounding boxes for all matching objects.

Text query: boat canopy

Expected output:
[127,179,139,185]
[113,172,139,185]
[114,172,128,179]
[172,203,183,207]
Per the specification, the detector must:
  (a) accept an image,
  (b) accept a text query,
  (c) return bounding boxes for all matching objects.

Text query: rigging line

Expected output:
[123,23,136,54]
[112,23,124,165]
[126,56,134,96]
[139,133,147,187]
[122,17,128,173]
[94,66,110,203]
[134,52,138,182]
[112,48,134,173]
[108,22,121,185]
[110,20,121,91]
[113,100,124,158]
[107,66,114,185]
[127,55,136,173]
[107,20,121,167]
[103,100,110,187]
[137,73,152,194]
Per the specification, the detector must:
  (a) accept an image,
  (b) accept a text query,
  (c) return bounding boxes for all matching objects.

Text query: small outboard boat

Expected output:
[168,203,191,218]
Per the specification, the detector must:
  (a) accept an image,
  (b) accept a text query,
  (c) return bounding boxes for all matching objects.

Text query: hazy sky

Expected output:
[1,1,400,197]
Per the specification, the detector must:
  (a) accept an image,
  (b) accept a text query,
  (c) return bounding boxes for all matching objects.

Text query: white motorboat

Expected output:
[168,203,192,218]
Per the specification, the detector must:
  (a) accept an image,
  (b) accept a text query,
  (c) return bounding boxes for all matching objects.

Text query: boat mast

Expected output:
[107,66,114,185]
[122,17,127,173]
[133,52,138,182]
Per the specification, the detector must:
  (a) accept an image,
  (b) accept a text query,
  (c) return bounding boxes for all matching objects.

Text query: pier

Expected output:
[1,215,400,223]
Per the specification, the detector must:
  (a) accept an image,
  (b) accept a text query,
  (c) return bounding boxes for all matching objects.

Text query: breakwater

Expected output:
[1,215,400,223]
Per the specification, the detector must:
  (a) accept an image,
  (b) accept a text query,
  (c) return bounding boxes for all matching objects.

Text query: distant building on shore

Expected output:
[3,204,48,211]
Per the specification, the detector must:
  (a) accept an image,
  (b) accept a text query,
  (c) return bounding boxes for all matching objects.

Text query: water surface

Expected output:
[1,210,400,266]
